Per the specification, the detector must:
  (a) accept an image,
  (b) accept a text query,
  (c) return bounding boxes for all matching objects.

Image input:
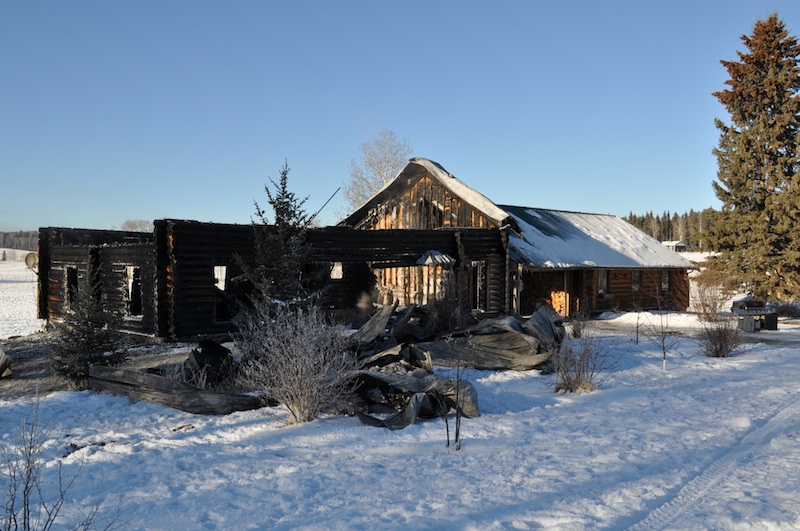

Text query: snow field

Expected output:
[2,260,800,529]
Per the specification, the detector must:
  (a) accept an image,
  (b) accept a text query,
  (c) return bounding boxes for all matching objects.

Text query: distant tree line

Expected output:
[0,230,38,251]
[624,209,716,251]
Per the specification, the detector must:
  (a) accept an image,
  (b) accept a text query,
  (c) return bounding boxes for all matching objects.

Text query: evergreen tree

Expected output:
[706,13,800,300]
[248,161,318,303]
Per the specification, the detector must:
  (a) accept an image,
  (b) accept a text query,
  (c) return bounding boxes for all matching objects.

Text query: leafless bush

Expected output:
[2,403,123,531]
[568,307,591,339]
[50,269,125,390]
[235,300,359,424]
[551,331,616,393]
[698,318,743,358]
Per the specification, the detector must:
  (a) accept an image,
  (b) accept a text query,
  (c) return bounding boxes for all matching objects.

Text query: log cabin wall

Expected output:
[519,271,568,316]
[592,268,690,312]
[96,245,156,335]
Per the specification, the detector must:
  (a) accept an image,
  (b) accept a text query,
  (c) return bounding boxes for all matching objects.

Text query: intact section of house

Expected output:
[502,206,691,315]
[342,158,692,316]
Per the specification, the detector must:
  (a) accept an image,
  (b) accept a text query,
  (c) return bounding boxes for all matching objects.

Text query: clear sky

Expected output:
[2,1,799,231]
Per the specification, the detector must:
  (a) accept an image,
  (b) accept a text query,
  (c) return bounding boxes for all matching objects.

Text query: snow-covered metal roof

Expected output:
[501,206,692,269]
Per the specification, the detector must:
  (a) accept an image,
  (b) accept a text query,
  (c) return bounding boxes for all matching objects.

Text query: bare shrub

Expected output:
[551,330,616,393]
[2,403,123,531]
[50,269,125,390]
[568,307,591,339]
[235,299,359,424]
[698,318,743,358]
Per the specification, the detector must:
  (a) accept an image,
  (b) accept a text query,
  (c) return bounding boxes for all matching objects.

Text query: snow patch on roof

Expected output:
[501,206,692,269]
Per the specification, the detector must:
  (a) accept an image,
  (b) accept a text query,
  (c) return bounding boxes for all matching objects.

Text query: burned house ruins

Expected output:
[36,158,691,340]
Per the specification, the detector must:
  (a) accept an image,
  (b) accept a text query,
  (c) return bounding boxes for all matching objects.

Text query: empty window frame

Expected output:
[631,269,641,293]
[126,266,143,317]
[66,267,79,310]
[214,265,233,322]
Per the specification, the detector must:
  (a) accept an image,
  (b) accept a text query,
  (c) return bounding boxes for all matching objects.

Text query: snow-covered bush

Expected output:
[235,299,358,424]
[698,318,742,358]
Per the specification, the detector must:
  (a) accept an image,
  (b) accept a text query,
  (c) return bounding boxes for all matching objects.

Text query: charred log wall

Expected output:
[96,245,156,335]
[38,227,153,321]
[160,221,254,339]
[45,245,94,322]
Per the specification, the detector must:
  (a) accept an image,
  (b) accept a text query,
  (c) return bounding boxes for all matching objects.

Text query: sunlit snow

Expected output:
[2,260,800,529]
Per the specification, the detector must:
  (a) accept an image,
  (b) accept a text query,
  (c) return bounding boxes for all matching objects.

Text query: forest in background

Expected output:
[0,231,38,252]
[623,209,716,251]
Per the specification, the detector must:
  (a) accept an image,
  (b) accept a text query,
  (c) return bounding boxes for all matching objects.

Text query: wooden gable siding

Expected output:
[96,245,156,335]
[349,171,504,312]
[359,173,495,230]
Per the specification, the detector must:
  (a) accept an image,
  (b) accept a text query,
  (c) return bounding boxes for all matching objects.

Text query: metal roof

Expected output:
[500,206,692,269]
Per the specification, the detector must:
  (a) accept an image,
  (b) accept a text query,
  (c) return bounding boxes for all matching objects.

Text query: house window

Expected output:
[661,270,670,292]
[126,266,142,317]
[631,270,641,293]
[66,267,79,310]
[598,269,608,294]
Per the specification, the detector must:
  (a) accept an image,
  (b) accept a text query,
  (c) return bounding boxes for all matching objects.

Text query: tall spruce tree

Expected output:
[707,13,800,300]
[249,161,316,303]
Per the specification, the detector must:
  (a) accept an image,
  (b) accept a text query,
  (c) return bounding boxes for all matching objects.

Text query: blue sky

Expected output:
[2,1,799,231]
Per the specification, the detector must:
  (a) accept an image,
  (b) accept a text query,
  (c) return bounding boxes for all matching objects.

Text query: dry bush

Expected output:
[551,331,616,393]
[50,269,125,390]
[698,318,743,358]
[235,300,358,424]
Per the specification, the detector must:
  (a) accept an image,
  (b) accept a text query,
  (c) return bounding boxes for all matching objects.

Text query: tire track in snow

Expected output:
[626,396,800,531]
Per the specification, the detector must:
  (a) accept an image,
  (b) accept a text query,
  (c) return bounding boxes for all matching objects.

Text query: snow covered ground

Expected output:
[2,260,800,530]
[0,258,45,339]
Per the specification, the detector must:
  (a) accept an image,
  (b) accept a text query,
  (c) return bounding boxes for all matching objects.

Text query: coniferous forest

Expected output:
[624,209,716,251]
[0,231,38,252]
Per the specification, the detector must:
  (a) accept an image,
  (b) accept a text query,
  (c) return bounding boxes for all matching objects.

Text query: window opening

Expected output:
[214,265,233,322]
[66,267,78,310]
[126,266,142,317]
